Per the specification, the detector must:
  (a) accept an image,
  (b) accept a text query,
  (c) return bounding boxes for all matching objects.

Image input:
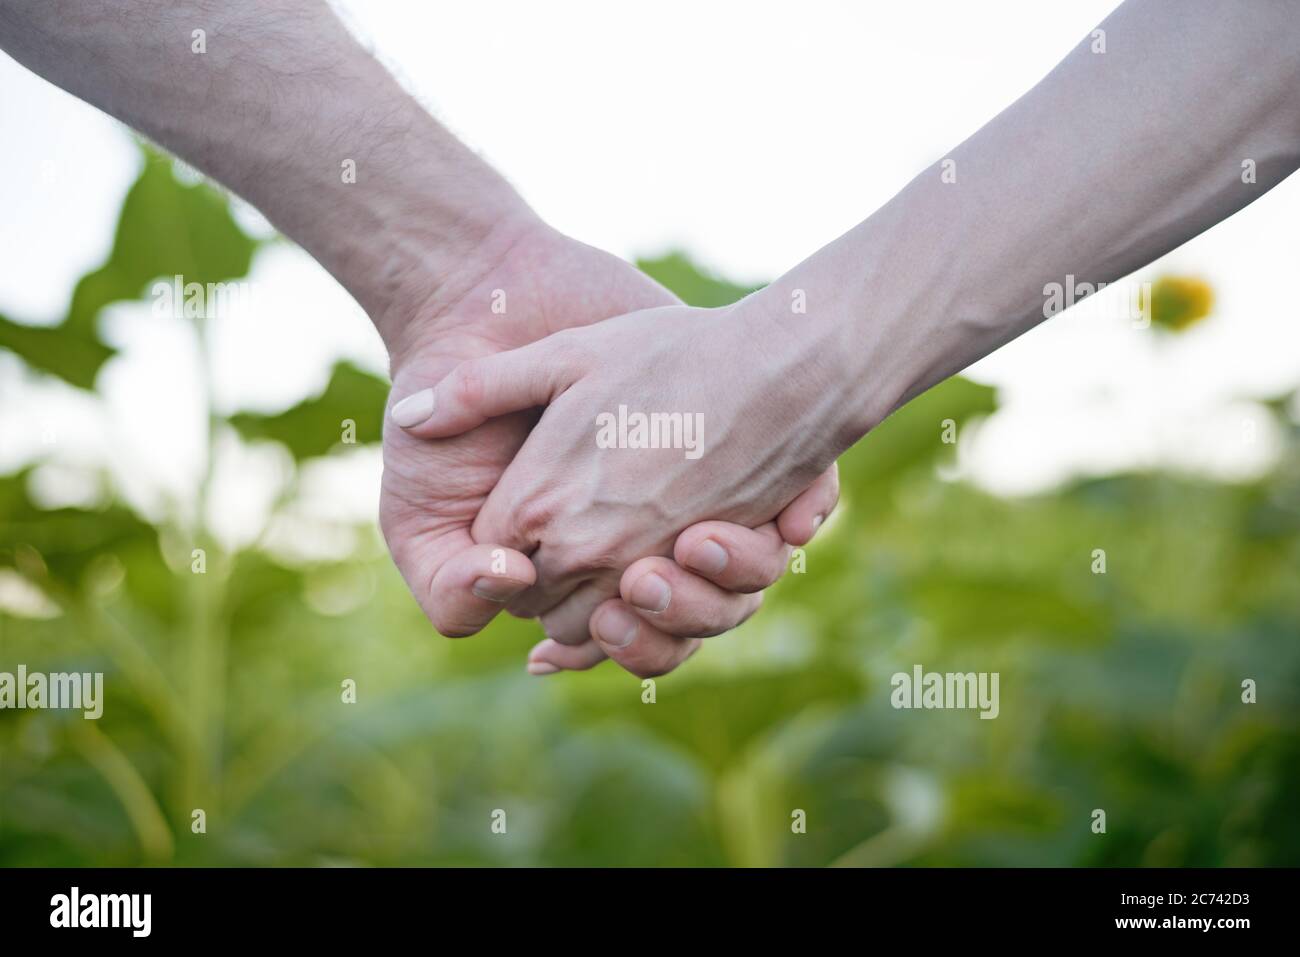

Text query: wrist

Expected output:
[739,259,893,459]
[228,57,544,351]
[743,185,999,454]
[368,188,544,361]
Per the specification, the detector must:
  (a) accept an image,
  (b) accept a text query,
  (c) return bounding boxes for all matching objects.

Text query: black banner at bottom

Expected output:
[0,867,1283,942]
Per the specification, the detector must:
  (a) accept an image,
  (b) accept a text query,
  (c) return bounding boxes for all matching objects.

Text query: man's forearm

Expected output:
[0,0,534,347]
[756,0,1300,443]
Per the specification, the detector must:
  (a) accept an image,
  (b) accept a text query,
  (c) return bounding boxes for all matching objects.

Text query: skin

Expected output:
[0,0,837,678]
[383,220,841,673]
[14,0,1297,678]
[397,0,1300,676]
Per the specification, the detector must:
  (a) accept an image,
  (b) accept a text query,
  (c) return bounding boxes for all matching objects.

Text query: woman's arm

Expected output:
[398,0,1300,674]
[762,0,1300,439]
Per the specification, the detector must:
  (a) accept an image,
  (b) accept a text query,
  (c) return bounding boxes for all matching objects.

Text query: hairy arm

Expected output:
[0,0,530,349]
[0,0,838,665]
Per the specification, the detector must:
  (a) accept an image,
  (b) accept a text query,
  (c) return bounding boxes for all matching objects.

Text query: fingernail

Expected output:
[595,605,639,648]
[685,539,728,576]
[811,514,825,533]
[629,573,671,613]
[527,661,560,676]
[472,576,526,603]
[391,388,435,427]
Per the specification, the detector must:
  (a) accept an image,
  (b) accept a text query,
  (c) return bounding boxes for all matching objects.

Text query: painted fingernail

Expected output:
[527,661,560,676]
[595,605,640,648]
[472,576,526,602]
[629,573,671,613]
[391,388,435,427]
[685,538,728,576]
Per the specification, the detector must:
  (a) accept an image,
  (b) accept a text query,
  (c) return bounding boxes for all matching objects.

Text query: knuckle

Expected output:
[685,597,747,639]
[730,550,785,593]
[761,547,792,586]
[573,543,623,574]
[692,614,732,640]
[548,328,596,371]
[514,494,558,543]
[552,530,622,576]
[505,589,547,619]
[539,613,587,647]
[451,360,487,409]
[668,597,725,638]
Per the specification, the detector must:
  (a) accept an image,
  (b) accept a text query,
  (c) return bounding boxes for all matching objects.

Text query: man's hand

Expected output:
[0,0,842,674]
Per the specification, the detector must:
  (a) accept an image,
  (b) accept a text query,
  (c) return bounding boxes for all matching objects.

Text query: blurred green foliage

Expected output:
[229,362,386,459]
[1,149,1298,867]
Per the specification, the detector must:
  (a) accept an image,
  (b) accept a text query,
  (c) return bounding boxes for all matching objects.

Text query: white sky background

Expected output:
[1,0,1299,540]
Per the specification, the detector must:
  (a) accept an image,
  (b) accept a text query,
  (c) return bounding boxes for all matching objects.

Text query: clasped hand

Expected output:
[381,224,840,678]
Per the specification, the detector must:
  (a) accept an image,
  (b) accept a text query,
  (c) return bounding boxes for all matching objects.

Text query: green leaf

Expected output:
[229,361,388,460]
[64,147,258,338]
[0,469,164,605]
[0,145,258,390]
[636,251,763,307]
[0,315,115,390]
[842,375,998,489]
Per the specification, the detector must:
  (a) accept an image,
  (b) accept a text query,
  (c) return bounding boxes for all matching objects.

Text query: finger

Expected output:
[497,541,597,619]
[776,462,840,546]
[673,521,791,593]
[589,599,702,678]
[389,335,585,438]
[415,540,536,638]
[536,579,613,646]
[620,556,763,638]
[525,637,608,675]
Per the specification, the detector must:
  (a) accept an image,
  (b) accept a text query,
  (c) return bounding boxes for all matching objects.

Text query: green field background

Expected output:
[2,149,1297,867]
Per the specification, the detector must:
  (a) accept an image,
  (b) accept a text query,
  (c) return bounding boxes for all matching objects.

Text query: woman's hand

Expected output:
[393,300,853,667]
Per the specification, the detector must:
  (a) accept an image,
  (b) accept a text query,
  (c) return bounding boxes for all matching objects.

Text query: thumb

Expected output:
[389,336,584,438]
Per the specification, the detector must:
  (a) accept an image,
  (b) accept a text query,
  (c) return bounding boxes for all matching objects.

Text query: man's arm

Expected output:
[0,0,837,664]
[0,0,531,352]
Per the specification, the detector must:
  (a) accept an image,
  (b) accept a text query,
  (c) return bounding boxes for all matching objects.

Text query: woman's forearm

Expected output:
[754,0,1300,446]
[0,0,535,345]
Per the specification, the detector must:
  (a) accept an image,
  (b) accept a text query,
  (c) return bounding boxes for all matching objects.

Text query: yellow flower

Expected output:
[1142,276,1215,332]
